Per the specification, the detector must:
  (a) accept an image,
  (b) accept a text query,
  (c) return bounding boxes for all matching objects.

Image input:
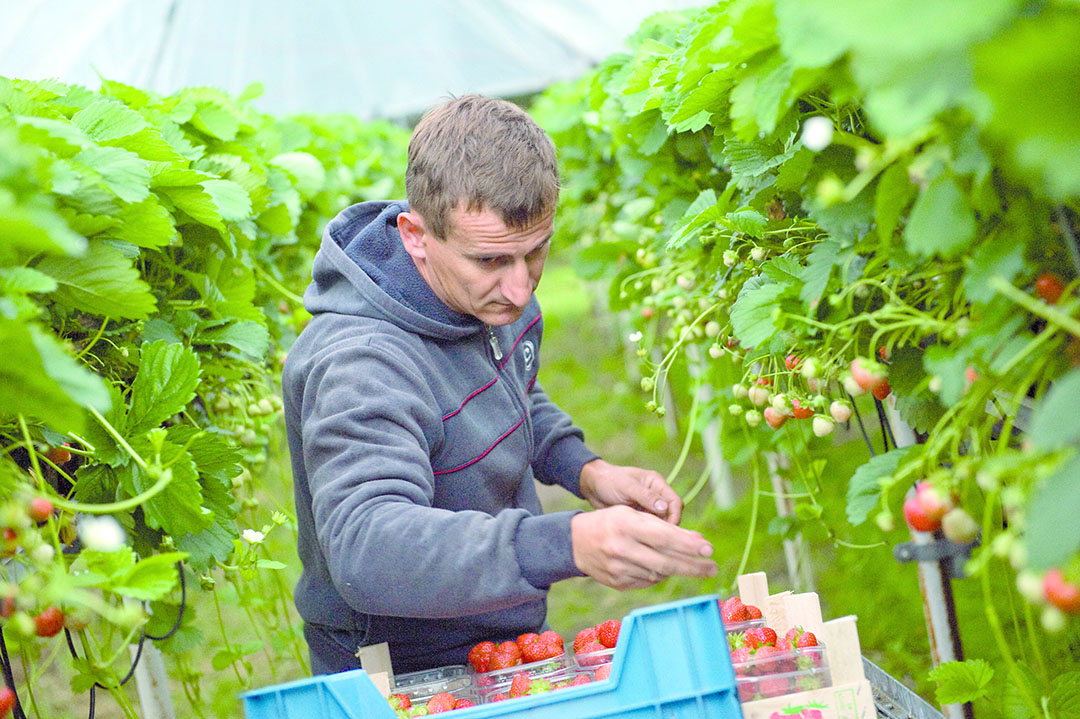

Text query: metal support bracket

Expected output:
[894,537,978,579]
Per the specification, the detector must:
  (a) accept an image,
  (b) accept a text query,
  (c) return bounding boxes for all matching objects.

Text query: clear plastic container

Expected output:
[721,617,766,634]
[473,657,577,703]
[731,644,831,703]
[391,665,476,705]
[572,645,615,668]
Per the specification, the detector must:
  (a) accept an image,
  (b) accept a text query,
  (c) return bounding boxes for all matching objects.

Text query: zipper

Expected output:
[485,325,503,361]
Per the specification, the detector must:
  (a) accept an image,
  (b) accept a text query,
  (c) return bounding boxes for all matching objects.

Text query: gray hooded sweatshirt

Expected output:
[283,200,598,674]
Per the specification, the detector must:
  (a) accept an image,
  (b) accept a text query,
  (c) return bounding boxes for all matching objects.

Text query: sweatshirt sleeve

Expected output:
[528,378,599,497]
[296,338,581,619]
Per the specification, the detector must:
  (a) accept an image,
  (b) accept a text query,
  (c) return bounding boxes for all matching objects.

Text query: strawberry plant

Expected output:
[533,0,1080,715]
[0,74,408,714]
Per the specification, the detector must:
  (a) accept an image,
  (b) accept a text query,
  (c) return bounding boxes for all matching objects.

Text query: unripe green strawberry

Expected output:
[829,401,853,423]
[941,507,979,543]
[812,416,835,437]
[745,410,762,428]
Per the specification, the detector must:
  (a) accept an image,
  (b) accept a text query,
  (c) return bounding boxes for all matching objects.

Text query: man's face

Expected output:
[401,206,553,326]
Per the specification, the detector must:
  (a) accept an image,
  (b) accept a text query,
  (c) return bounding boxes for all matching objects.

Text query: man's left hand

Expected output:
[578,459,683,525]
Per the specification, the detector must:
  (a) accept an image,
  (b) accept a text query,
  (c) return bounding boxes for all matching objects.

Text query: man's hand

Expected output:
[570,506,717,590]
[579,458,683,524]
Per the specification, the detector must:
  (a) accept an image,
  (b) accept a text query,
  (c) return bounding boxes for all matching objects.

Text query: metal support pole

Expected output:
[885,396,974,719]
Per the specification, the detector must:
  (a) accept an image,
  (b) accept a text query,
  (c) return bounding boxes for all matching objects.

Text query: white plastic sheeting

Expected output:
[0,0,701,118]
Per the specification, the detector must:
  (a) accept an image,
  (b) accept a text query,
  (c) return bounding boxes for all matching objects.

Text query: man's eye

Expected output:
[476,257,502,266]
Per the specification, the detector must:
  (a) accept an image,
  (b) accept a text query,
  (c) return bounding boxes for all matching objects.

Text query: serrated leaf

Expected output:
[2,202,88,257]
[201,179,252,223]
[846,446,915,526]
[760,256,803,286]
[112,552,187,600]
[36,241,156,319]
[16,116,93,156]
[0,266,57,294]
[724,138,799,193]
[126,341,201,434]
[964,234,1027,304]
[73,146,150,204]
[1025,454,1080,570]
[1051,672,1080,718]
[269,152,326,197]
[721,209,768,237]
[929,660,994,705]
[160,185,223,230]
[103,195,177,248]
[196,320,269,359]
[668,72,730,131]
[121,440,208,537]
[904,175,976,259]
[78,547,137,584]
[730,283,785,348]
[799,239,842,305]
[191,102,239,141]
[71,99,146,142]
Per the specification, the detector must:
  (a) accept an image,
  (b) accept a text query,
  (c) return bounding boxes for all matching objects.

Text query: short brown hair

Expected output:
[405,94,559,239]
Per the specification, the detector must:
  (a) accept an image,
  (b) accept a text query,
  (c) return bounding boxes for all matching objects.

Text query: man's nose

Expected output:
[501,260,533,307]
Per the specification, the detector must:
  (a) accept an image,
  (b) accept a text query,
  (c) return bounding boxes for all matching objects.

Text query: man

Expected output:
[282,94,718,676]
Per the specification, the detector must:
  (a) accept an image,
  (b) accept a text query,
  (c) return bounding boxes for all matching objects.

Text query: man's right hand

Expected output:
[569,505,718,590]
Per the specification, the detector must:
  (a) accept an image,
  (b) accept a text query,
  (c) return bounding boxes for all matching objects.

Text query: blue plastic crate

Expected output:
[241,594,742,719]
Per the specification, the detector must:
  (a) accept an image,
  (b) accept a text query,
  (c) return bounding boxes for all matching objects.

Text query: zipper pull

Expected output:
[486,326,503,360]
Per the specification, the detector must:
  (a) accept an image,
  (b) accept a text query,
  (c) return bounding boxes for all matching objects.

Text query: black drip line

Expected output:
[0,562,186,719]
[847,390,877,457]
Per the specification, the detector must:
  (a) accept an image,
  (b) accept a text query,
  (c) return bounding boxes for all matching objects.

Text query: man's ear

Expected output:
[397,212,428,260]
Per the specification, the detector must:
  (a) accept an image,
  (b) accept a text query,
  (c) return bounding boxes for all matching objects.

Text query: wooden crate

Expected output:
[734,572,877,719]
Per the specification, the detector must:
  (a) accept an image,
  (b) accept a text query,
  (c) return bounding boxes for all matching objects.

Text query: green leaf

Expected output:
[159,186,224,230]
[929,660,994,705]
[720,209,768,237]
[126,341,201,434]
[30,324,112,412]
[904,175,976,259]
[111,552,187,600]
[78,547,137,584]
[121,440,208,537]
[269,152,326,197]
[1051,672,1080,718]
[874,163,915,241]
[196,320,269,359]
[35,241,156,319]
[0,320,107,433]
[256,560,287,570]
[1029,369,1080,451]
[1025,454,1080,570]
[846,446,915,526]
[799,239,842,305]
[963,233,1027,304]
[1,201,88,257]
[103,196,177,248]
[73,146,150,204]
[191,102,239,141]
[71,99,146,142]
[0,266,57,294]
[201,179,252,223]
[730,283,785,348]
[760,256,803,286]
[15,117,93,156]
[894,391,947,434]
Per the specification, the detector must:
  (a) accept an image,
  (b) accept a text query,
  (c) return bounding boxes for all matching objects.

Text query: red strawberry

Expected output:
[521,637,562,663]
[871,378,892,400]
[28,498,53,523]
[903,496,940,532]
[744,604,762,620]
[573,627,598,653]
[784,354,801,371]
[743,627,777,649]
[758,674,790,698]
[737,682,756,702]
[791,399,813,420]
[1035,273,1065,304]
[517,632,539,647]
[596,620,620,648]
[426,693,456,713]
[763,407,788,429]
[593,664,611,681]
[569,674,591,686]
[45,445,71,465]
[453,698,474,709]
[749,645,782,674]
[1044,568,1080,613]
[387,694,411,711]
[538,630,563,650]
[782,627,799,648]
[795,631,818,648]
[509,673,530,698]
[490,693,509,702]
[720,597,749,625]
[488,642,522,670]
[850,357,888,393]
[729,646,752,676]
[0,687,13,717]
[575,640,607,666]
[468,641,495,672]
[34,606,64,637]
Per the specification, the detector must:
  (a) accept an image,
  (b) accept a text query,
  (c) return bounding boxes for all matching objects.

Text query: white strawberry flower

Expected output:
[78,515,126,552]
[242,529,265,544]
[801,116,834,152]
[628,331,643,343]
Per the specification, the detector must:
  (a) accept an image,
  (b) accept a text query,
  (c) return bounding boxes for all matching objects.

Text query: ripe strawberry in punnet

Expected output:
[388,694,412,711]
[1043,568,1080,613]
[490,693,509,702]
[719,596,750,624]
[575,639,607,665]
[538,630,563,650]
[569,674,591,686]
[573,627,598,653]
[509,673,531,698]
[744,604,762,620]
[742,627,777,649]
[593,664,611,681]
[749,645,783,674]
[453,699,474,709]
[596,619,620,648]
[758,674,790,698]
[850,357,888,393]
[729,646,752,675]
[33,606,64,637]
[426,693,456,713]
[488,641,522,670]
[468,640,495,672]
